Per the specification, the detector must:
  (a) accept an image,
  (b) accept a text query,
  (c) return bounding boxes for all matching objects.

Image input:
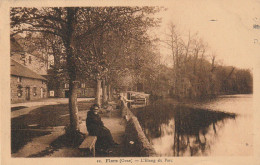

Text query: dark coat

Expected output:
[86,111,115,149]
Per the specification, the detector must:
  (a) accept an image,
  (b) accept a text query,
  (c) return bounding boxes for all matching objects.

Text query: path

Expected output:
[11,100,126,157]
[11,98,95,108]
[47,110,126,157]
[11,98,94,118]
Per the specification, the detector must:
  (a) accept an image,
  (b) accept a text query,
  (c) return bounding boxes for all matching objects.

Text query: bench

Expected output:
[79,136,97,157]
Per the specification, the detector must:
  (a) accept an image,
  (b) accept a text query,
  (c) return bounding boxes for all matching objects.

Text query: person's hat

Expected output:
[90,104,99,111]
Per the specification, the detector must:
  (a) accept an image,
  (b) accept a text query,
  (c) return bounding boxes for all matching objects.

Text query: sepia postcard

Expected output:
[1,0,260,165]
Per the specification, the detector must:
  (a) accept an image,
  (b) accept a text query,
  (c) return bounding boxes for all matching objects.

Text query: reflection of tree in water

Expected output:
[134,101,236,156]
[135,101,173,139]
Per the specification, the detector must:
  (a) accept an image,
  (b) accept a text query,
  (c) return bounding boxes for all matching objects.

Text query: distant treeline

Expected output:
[148,61,253,100]
[172,60,254,99]
[142,23,253,99]
[214,66,253,95]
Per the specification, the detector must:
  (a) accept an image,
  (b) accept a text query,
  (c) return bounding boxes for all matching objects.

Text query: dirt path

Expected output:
[11,98,94,108]
[12,103,126,157]
[46,110,126,157]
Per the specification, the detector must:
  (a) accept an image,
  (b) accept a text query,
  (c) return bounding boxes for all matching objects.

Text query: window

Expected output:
[81,83,85,88]
[17,77,22,82]
[17,84,23,97]
[64,83,69,88]
[49,90,54,97]
[82,90,85,96]
[20,53,25,61]
[17,91,22,97]
[28,56,32,64]
[33,87,37,96]
[20,54,26,65]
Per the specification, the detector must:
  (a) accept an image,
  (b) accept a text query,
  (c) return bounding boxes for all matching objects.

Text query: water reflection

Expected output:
[134,100,236,156]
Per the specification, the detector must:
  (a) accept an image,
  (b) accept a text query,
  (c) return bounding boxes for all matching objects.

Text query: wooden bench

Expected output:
[79,136,97,157]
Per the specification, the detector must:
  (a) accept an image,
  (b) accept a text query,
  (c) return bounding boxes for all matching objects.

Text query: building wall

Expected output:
[57,87,96,98]
[55,82,96,98]
[11,75,47,103]
[85,87,96,98]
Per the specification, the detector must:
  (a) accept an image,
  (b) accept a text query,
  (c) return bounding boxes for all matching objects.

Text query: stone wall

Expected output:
[121,100,156,157]
[11,75,47,103]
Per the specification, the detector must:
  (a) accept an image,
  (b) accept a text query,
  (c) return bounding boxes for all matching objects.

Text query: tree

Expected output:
[73,7,161,105]
[11,7,161,135]
[163,23,222,99]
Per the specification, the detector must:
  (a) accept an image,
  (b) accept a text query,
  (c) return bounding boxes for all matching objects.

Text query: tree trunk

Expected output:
[68,80,80,131]
[107,84,112,101]
[64,8,80,132]
[96,79,102,107]
[66,45,80,132]
[102,79,108,104]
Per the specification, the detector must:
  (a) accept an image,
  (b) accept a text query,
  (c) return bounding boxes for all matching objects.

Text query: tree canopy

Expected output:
[11,7,162,133]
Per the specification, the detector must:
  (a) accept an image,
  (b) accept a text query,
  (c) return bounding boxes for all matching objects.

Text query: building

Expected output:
[11,35,96,100]
[10,36,48,103]
[11,59,47,103]
[48,80,96,98]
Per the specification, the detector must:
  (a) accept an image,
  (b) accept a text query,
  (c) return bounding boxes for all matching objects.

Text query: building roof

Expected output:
[11,59,47,81]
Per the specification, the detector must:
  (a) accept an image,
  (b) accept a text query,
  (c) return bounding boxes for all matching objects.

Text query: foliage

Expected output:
[163,23,253,99]
[10,7,162,132]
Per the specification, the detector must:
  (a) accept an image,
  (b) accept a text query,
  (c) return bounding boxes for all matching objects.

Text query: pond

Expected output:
[133,94,253,156]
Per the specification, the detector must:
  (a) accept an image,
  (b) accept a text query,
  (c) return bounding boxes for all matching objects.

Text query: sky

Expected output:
[156,0,260,69]
[1,0,259,70]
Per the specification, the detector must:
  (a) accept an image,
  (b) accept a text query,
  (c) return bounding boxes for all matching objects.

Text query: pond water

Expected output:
[134,94,253,156]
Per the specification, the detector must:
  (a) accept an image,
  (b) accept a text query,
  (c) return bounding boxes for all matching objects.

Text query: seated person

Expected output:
[86,104,117,151]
